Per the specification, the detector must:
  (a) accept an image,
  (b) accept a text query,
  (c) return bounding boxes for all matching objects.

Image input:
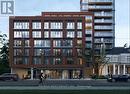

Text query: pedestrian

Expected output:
[39,73,43,85]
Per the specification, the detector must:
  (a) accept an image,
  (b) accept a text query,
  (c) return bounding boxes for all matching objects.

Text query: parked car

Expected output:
[0,73,19,81]
[113,75,129,82]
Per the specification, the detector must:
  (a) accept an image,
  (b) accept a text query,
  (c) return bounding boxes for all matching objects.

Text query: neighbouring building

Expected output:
[100,47,130,75]
[80,0,115,55]
[9,12,94,79]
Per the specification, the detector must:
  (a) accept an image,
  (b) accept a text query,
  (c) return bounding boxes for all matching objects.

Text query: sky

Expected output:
[0,0,129,47]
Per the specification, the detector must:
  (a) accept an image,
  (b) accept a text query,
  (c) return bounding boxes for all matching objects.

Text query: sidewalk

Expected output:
[0,86,130,90]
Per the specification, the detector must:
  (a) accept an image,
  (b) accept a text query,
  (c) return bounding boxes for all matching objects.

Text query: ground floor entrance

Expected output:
[11,68,84,79]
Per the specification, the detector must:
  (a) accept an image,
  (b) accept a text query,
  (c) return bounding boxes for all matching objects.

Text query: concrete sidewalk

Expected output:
[0,86,130,90]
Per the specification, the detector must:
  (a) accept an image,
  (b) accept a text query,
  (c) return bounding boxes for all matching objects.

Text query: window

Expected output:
[33,57,41,64]
[44,22,49,29]
[44,49,51,56]
[67,58,74,64]
[53,40,61,47]
[14,40,29,47]
[14,40,22,47]
[77,40,82,47]
[34,40,50,47]
[14,57,29,65]
[43,40,51,47]
[24,40,30,47]
[67,22,75,29]
[67,31,75,38]
[14,49,22,56]
[77,31,82,38]
[50,22,63,29]
[34,49,42,56]
[14,22,29,29]
[77,22,82,29]
[63,40,73,47]
[44,58,49,65]
[44,31,49,38]
[63,49,73,56]
[32,31,41,38]
[77,49,82,56]
[14,31,29,38]
[32,22,41,29]
[53,58,62,65]
[53,49,61,56]
[51,31,63,38]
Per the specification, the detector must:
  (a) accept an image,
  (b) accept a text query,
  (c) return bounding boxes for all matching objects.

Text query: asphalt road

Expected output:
[0,79,130,87]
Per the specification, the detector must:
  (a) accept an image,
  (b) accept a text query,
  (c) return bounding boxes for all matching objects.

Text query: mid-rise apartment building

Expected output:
[80,0,115,55]
[9,12,94,79]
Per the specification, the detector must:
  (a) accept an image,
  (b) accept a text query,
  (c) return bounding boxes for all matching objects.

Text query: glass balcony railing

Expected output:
[89,6,113,9]
[94,19,113,23]
[94,26,113,29]
[94,32,113,37]
[86,37,92,41]
[85,30,92,34]
[95,13,113,16]
[88,0,113,2]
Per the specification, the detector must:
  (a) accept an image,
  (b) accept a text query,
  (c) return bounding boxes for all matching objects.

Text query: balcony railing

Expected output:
[94,19,113,23]
[95,13,113,16]
[94,26,113,30]
[94,32,113,37]
[89,6,113,9]
[88,0,113,2]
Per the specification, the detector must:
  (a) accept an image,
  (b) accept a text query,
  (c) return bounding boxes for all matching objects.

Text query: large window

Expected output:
[34,40,50,47]
[67,58,74,64]
[44,31,49,38]
[77,31,82,38]
[63,49,73,56]
[32,31,41,38]
[53,40,61,47]
[14,57,29,65]
[53,58,62,65]
[14,22,29,29]
[33,57,41,64]
[44,22,49,29]
[51,31,63,38]
[14,31,29,38]
[32,22,41,29]
[50,22,63,29]
[14,40,29,47]
[77,22,82,29]
[67,31,75,38]
[77,49,82,56]
[77,40,82,47]
[67,22,75,29]
[53,49,61,56]
[63,40,73,47]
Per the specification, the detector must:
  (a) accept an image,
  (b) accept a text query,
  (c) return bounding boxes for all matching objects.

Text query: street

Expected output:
[0,79,130,87]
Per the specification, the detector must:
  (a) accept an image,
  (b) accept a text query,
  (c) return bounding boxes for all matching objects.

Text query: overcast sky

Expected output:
[0,0,129,47]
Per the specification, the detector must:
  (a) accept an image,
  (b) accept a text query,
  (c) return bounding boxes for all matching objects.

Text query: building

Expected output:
[80,0,115,55]
[9,12,94,79]
[100,47,130,75]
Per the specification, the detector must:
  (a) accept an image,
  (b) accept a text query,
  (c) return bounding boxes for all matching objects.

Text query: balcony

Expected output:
[85,30,92,35]
[88,5,113,10]
[94,19,113,24]
[94,26,113,30]
[95,13,113,17]
[88,0,113,5]
[95,39,113,43]
[86,37,92,41]
[94,32,113,37]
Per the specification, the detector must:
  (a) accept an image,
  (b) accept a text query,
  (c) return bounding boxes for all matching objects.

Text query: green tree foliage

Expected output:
[0,33,10,74]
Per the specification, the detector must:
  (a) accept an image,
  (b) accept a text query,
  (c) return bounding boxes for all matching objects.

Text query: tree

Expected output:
[0,33,10,74]
[94,41,110,76]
